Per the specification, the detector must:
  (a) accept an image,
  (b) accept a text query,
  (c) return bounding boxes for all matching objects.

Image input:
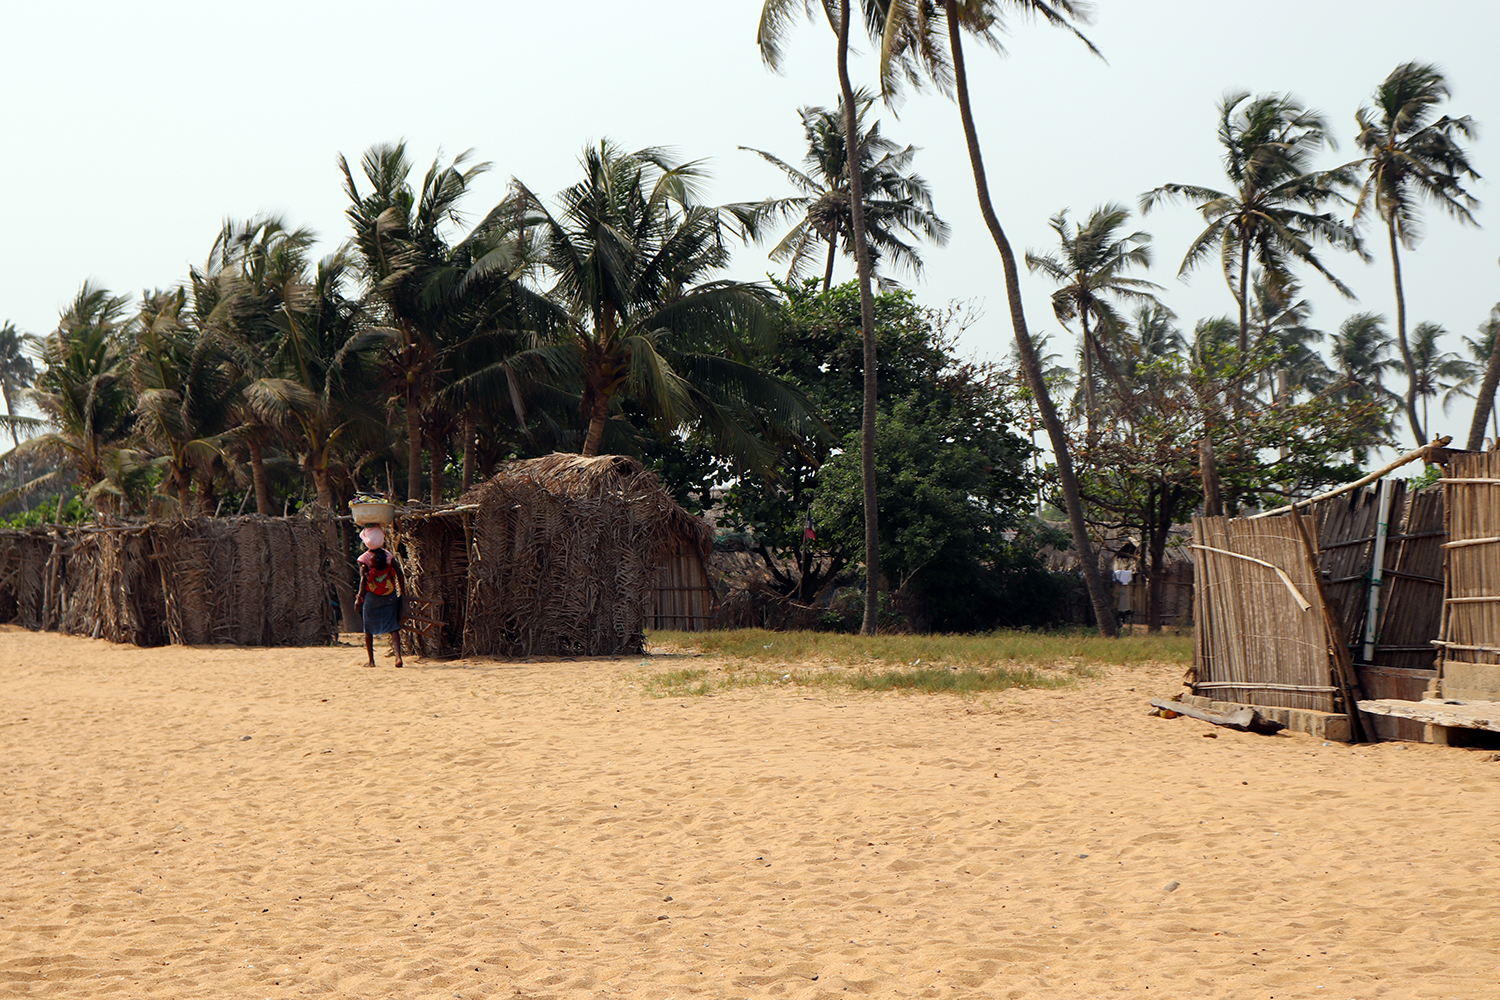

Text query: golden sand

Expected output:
[2,623,1497,999]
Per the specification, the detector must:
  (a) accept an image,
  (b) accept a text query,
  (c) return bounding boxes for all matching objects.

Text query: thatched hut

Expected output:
[0,515,336,647]
[397,454,714,658]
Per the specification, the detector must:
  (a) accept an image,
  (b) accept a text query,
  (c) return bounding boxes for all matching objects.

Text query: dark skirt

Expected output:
[362,591,402,636]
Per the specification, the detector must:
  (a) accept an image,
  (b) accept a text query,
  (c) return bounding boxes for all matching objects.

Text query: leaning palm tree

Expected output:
[1463,304,1500,449]
[758,0,888,634]
[1354,62,1481,446]
[514,141,821,467]
[840,0,1119,635]
[1025,203,1162,438]
[1142,91,1367,355]
[741,90,949,290]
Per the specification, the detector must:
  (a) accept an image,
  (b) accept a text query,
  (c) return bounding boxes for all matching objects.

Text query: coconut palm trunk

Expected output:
[1386,223,1426,444]
[942,0,1116,635]
[836,0,882,636]
[247,438,273,515]
[1467,343,1500,451]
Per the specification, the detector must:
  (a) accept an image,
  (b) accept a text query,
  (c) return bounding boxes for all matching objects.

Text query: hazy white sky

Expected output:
[3,1,1496,450]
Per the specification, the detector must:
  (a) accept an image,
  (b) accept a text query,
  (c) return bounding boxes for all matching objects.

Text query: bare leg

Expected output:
[363,631,376,668]
[393,630,404,668]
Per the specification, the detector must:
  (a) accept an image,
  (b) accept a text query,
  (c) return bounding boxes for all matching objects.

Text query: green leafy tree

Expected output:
[1354,61,1480,445]
[813,391,1037,631]
[721,281,947,605]
[741,89,949,290]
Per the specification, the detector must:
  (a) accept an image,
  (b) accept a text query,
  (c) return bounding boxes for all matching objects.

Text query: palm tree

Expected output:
[1025,203,1162,438]
[0,321,38,447]
[1141,92,1366,354]
[758,0,885,635]
[4,284,145,512]
[130,286,240,515]
[1354,62,1481,446]
[184,216,321,515]
[846,0,1118,635]
[742,90,949,290]
[1463,304,1500,449]
[1408,321,1474,438]
[341,141,494,503]
[1246,273,1331,406]
[1329,312,1401,450]
[515,141,820,466]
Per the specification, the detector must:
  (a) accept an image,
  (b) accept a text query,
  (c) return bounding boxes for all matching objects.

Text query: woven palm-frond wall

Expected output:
[0,528,55,630]
[459,454,713,657]
[0,516,335,647]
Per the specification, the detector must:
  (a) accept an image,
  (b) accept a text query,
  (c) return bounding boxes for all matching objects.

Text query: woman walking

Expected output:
[355,526,406,668]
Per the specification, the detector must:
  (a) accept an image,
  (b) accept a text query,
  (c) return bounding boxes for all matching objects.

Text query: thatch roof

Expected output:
[463,453,711,556]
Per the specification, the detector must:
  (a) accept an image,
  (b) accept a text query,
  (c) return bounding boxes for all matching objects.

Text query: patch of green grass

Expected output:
[648,627,1192,670]
[639,626,1188,698]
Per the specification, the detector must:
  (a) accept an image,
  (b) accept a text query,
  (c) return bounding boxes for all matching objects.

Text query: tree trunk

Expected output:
[1146,488,1175,635]
[247,437,273,516]
[837,2,882,637]
[1466,335,1500,451]
[942,1,1117,636]
[1081,310,1096,442]
[430,432,446,505]
[1388,221,1425,446]
[1199,433,1224,516]
[406,388,423,502]
[1237,237,1251,354]
[462,410,478,493]
[582,386,609,457]
[822,238,838,293]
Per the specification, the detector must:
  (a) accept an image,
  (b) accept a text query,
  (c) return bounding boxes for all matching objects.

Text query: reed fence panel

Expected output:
[1438,451,1500,700]
[1192,515,1334,711]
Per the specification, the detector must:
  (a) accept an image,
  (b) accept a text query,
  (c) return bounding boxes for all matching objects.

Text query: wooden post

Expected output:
[1289,505,1370,743]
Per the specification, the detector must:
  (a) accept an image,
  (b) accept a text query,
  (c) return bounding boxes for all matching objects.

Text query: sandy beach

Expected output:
[2,624,1498,999]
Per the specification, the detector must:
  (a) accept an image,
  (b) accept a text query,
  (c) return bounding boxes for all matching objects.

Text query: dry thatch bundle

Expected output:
[457,454,712,657]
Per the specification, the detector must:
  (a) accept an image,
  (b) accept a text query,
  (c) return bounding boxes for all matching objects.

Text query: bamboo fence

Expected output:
[1192,515,1333,711]
[1437,450,1500,700]
[1193,480,1451,708]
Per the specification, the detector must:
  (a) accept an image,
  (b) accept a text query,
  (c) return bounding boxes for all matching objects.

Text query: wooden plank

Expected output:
[1357,699,1500,733]
[1149,697,1286,735]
